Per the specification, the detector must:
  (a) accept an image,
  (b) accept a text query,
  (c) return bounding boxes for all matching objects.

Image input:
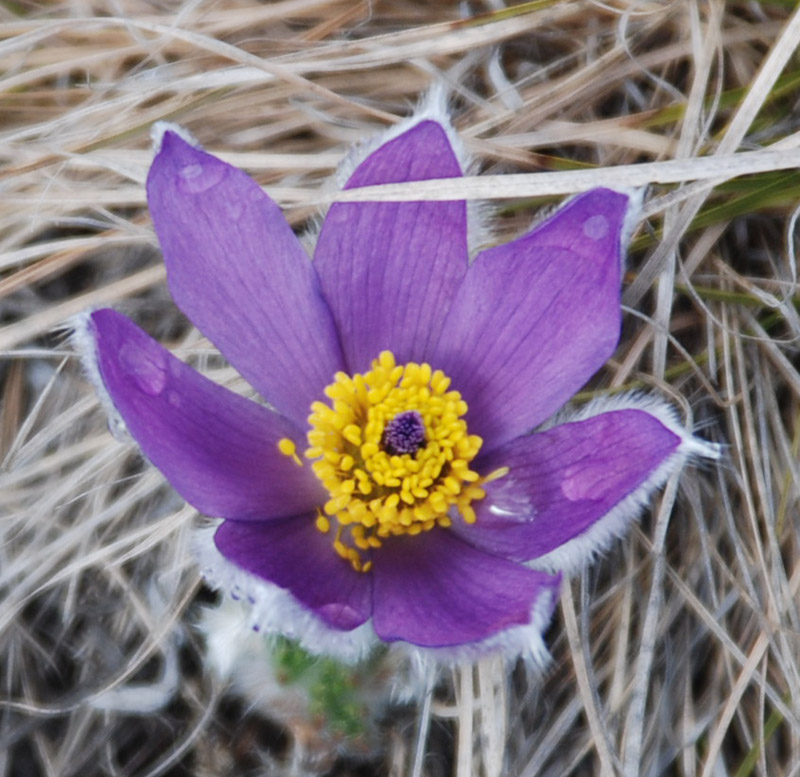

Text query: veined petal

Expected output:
[458,400,699,571]
[86,308,324,521]
[371,530,560,648]
[435,188,635,451]
[214,517,373,631]
[314,120,468,374]
[147,130,343,427]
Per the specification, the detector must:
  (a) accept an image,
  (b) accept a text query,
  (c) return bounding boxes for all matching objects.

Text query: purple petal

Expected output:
[314,120,468,373]
[434,189,632,450]
[371,530,560,647]
[146,131,343,427]
[89,308,325,520]
[457,408,682,564]
[214,517,372,631]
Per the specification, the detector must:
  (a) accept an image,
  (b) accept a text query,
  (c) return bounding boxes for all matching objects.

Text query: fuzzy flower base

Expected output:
[200,599,395,764]
[76,104,719,665]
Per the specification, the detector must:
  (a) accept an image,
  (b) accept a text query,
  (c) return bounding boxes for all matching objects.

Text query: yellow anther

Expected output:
[357,480,373,496]
[342,424,362,446]
[315,512,330,533]
[443,476,461,494]
[354,534,370,550]
[277,437,302,466]
[484,466,510,483]
[325,493,351,515]
[361,442,379,458]
[461,505,477,525]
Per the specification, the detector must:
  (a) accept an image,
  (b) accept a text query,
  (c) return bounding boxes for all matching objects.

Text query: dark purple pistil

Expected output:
[382,411,426,456]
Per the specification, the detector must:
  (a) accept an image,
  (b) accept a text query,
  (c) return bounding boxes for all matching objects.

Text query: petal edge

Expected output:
[84,308,324,521]
[372,530,560,648]
[435,188,633,449]
[460,394,718,574]
[314,120,469,372]
[147,131,344,426]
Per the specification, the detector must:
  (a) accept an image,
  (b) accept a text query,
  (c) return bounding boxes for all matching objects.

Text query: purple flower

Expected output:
[77,115,717,662]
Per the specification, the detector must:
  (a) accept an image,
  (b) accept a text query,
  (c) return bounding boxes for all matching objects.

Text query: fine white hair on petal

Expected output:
[194,518,560,667]
[565,391,722,460]
[333,84,469,189]
[69,310,130,443]
[391,578,558,670]
[525,185,645,270]
[529,392,721,578]
[150,121,200,154]
[412,84,495,259]
[614,185,646,254]
[192,524,380,665]
[327,84,493,259]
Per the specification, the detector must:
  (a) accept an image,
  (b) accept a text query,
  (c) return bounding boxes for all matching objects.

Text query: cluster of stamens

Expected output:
[278,351,498,572]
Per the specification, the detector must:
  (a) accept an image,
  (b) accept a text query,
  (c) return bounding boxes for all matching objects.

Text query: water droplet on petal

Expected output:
[177,160,225,193]
[179,163,202,180]
[226,199,244,220]
[317,603,364,631]
[582,214,609,240]
[484,476,533,524]
[560,463,605,502]
[119,341,168,396]
[166,390,181,408]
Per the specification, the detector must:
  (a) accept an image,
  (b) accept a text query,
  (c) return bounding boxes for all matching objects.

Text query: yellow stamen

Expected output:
[277,437,302,466]
[315,510,330,534]
[483,466,510,483]
[296,351,508,572]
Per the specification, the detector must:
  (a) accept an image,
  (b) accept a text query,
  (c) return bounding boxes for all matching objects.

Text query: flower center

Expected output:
[278,351,504,572]
[382,410,426,455]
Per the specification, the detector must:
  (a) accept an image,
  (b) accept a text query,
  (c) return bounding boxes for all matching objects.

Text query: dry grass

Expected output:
[2,0,800,775]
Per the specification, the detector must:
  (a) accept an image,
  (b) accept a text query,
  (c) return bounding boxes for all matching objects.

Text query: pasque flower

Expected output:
[78,114,717,662]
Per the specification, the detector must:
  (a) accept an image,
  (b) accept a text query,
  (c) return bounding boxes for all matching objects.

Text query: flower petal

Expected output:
[458,403,685,571]
[371,530,560,647]
[87,308,324,520]
[214,517,373,631]
[314,120,468,373]
[435,188,634,450]
[146,131,343,427]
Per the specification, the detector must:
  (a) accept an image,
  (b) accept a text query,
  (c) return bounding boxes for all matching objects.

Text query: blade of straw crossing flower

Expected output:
[325,146,800,203]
